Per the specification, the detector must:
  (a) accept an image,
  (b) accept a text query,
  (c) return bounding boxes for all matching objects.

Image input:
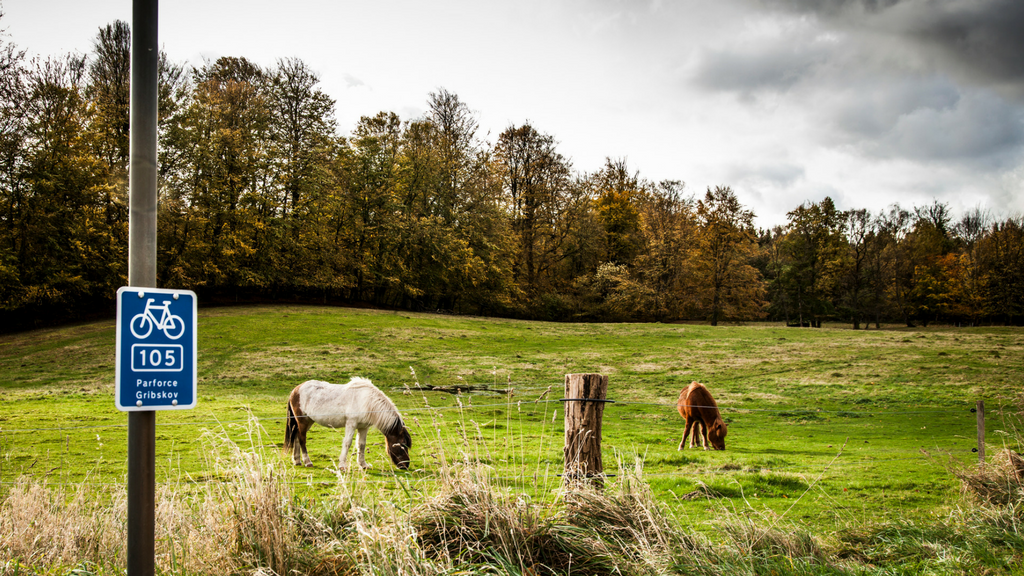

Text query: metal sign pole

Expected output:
[128,0,159,574]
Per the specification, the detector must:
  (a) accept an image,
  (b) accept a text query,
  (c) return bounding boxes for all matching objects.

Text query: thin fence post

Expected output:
[977,400,985,466]
[563,373,608,488]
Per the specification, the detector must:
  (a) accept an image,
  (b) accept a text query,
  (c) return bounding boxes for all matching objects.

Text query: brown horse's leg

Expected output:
[690,419,704,449]
[679,417,695,450]
[291,426,302,465]
[698,418,710,451]
[288,388,314,466]
[297,416,314,467]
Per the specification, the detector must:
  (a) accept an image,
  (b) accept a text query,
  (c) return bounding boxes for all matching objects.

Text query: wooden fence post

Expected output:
[563,373,608,488]
[977,400,985,466]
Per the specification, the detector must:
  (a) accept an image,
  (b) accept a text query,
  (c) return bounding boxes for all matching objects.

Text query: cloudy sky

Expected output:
[3,0,1023,227]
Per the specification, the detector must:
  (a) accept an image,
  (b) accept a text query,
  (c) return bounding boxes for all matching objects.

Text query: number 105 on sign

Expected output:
[132,344,184,372]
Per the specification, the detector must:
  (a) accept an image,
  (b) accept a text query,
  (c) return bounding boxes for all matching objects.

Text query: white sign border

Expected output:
[115,286,198,411]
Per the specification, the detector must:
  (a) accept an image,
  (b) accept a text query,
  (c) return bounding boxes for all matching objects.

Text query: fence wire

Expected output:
[0,387,993,493]
[0,396,989,434]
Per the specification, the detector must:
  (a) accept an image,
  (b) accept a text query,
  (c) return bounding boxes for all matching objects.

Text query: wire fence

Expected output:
[0,388,1005,488]
[0,394,992,433]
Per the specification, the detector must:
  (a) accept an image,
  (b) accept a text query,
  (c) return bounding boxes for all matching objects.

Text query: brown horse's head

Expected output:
[707,420,728,450]
[384,420,412,470]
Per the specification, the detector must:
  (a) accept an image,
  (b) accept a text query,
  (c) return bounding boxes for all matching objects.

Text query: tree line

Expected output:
[2,19,1022,330]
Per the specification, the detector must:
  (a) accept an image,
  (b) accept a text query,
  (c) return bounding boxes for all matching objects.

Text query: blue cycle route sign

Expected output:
[116,287,197,411]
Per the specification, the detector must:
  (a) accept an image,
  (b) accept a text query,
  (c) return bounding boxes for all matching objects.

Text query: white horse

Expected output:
[284,377,412,470]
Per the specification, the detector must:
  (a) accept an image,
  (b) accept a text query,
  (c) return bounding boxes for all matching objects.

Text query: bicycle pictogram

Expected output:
[130,298,186,340]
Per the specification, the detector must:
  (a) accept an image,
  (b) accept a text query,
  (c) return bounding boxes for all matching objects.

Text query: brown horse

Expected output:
[677,381,727,451]
[285,377,412,470]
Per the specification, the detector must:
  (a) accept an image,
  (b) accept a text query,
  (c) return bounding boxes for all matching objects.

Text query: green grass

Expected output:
[1,305,1022,535]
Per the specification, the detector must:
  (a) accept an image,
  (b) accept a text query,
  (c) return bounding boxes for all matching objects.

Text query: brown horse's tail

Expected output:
[284,401,298,450]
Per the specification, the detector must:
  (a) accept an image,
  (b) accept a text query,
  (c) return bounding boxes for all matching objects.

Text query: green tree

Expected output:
[86,20,130,176]
[343,111,405,303]
[779,197,846,327]
[10,55,123,321]
[982,217,1024,324]
[875,204,914,325]
[840,208,874,329]
[268,58,337,218]
[426,88,479,225]
[757,225,787,321]
[264,58,342,295]
[0,14,27,312]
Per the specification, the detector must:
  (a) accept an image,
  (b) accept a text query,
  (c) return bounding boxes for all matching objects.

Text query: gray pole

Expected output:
[128,0,158,574]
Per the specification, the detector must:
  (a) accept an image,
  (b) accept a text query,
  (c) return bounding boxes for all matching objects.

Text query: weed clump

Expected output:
[413,460,698,576]
[953,449,1024,508]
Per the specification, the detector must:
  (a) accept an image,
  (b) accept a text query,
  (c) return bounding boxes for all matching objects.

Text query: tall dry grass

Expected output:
[6,401,1024,575]
[0,476,126,572]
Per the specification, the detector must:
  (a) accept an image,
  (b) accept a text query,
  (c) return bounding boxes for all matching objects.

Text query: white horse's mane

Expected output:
[347,377,403,434]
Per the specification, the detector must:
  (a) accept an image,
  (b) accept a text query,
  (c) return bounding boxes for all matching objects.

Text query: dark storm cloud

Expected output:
[872,91,1024,164]
[693,41,830,95]
[825,78,1024,164]
[829,76,961,140]
[692,0,1024,166]
[904,1,1024,93]
[759,0,1024,97]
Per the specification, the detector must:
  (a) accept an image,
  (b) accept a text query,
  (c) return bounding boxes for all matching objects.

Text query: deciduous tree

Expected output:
[493,122,573,294]
[692,186,764,325]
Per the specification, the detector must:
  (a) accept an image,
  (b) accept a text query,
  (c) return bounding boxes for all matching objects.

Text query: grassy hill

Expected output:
[1,306,1022,574]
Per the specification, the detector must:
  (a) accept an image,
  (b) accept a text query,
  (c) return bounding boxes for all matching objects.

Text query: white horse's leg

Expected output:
[357,426,372,469]
[339,423,357,472]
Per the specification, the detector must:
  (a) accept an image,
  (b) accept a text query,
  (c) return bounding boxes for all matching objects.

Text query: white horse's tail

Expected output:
[285,401,299,450]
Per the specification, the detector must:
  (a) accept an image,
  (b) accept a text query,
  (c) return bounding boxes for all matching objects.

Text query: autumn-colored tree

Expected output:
[493,123,573,295]
[943,208,991,323]
[633,179,697,320]
[7,16,1024,327]
[159,56,272,292]
[692,186,764,325]
[591,158,643,266]
[906,201,955,326]
[574,261,658,321]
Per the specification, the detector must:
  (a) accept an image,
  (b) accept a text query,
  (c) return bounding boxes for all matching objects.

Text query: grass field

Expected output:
[2,306,1023,574]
